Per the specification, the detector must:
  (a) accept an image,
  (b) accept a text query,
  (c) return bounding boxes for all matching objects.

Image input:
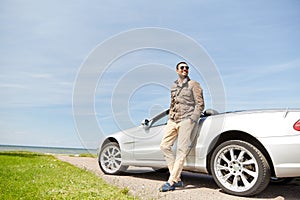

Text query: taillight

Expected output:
[293,120,300,131]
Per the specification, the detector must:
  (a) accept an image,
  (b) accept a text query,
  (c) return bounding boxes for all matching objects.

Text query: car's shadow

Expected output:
[121,167,300,199]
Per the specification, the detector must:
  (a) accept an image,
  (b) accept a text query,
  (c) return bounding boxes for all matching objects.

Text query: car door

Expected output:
[133,111,168,161]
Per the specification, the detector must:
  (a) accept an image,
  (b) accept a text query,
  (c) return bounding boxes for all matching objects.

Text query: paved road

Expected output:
[56,155,300,200]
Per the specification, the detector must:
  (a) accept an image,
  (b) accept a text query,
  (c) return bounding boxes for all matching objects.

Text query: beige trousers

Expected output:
[160,119,195,183]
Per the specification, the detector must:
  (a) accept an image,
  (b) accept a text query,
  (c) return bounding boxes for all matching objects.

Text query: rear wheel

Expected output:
[98,142,128,175]
[210,140,271,196]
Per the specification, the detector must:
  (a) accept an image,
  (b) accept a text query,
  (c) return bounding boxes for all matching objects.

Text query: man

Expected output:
[159,61,204,192]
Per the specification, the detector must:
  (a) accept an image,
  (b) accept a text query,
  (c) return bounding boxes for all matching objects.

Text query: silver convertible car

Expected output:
[98,108,300,196]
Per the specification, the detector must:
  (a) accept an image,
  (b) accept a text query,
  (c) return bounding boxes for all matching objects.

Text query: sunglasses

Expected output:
[179,65,189,70]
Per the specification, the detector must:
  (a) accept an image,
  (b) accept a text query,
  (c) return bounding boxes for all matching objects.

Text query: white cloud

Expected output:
[0,83,28,89]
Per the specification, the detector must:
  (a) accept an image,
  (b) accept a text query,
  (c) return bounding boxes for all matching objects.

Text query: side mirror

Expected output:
[141,119,150,127]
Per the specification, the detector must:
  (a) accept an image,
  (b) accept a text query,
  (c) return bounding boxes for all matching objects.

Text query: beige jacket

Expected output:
[169,76,204,123]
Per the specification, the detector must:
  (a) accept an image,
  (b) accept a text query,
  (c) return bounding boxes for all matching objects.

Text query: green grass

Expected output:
[69,153,97,158]
[0,151,137,200]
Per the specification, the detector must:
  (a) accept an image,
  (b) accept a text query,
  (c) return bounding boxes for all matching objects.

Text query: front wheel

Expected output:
[98,142,128,175]
[210,140,271,196]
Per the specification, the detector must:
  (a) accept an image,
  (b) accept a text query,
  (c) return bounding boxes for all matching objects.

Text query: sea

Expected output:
[0,144,98,155]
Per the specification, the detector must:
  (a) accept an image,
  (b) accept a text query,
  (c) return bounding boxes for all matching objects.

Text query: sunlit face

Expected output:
[176,63,189,78]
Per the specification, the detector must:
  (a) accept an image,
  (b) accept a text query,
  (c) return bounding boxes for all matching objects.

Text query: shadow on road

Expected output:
[122,168,300,199]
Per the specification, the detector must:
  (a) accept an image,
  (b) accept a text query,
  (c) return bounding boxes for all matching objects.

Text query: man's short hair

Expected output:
[176,61,188,69]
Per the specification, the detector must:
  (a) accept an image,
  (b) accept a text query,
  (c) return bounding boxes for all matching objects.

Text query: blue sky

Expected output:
[1,0,299,148]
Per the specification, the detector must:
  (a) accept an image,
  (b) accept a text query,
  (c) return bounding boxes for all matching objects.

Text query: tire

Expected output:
[98,142,128,175]
[210,140,271,196]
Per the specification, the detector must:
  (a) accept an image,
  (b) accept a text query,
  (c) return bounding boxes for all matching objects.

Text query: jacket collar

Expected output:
[175,76,190,87]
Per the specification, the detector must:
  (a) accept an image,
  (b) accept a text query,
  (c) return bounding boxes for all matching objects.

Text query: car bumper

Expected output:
[259,134,300,177]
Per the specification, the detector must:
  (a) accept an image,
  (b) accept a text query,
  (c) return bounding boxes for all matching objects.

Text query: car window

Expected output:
[151,114,168,127]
